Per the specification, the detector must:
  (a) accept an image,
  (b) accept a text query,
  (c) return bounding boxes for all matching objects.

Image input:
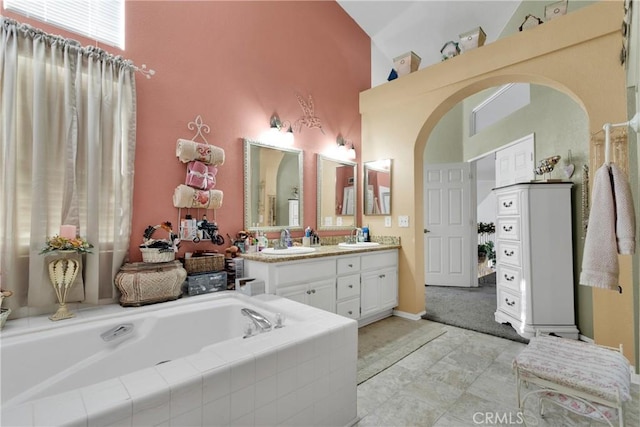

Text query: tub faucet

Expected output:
[241,308,272,333]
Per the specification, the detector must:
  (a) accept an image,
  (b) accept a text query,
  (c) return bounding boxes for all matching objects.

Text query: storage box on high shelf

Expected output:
[458,26,486,52]
[393,51,421,77]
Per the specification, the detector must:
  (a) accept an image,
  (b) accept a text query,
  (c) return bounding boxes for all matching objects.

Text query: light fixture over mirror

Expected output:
[363,159,392,215]
[336,135,356,160]
[244,138,303,232]
[317,154,357,230]
[267,114,294,146]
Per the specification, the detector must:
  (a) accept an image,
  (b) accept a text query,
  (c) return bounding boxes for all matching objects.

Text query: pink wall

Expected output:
[2,1,370,261]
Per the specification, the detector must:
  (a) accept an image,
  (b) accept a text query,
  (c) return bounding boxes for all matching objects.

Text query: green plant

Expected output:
[483,240,496,264]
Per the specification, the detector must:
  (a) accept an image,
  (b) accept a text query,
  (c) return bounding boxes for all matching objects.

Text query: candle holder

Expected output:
[48,251,80,321]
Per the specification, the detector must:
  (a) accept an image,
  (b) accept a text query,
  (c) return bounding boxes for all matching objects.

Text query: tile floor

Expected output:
[356,321,640,427]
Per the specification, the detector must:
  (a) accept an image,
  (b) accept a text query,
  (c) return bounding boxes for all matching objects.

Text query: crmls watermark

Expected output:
[472,410,538,425]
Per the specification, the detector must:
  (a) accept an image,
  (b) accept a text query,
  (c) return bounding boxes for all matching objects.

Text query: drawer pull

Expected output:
[348,284,353,288]
[504,274,515,282]
[348,264,353,268]
[504,250,514,256]
[311,289,316,294]
[502,225,513,232]
[503,201,513,208]
[379,274,386,279]
[505,298,515,307]
[306,290,311,294]
[348,310,353,315]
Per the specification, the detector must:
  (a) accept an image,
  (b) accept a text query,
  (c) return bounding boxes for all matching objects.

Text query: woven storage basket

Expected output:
[184,254,224,274]
[140,248,175,263]
[115,260,186,306]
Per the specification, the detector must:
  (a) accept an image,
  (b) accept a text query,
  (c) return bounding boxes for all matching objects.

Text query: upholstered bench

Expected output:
[513,335,631,427]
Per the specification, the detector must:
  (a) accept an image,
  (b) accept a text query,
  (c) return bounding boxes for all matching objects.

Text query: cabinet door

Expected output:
[276,283,308,305]
[360,271,380,317]
[309,279,336,313]
[378,268,398,310]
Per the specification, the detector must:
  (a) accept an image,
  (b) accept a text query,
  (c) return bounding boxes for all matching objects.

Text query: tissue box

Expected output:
[184,271,227,296]
[458,27,486,52]
[236,277,265,296]
[393,51,421,76]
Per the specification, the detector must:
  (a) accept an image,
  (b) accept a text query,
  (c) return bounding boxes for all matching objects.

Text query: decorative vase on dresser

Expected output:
[493,182,579,339]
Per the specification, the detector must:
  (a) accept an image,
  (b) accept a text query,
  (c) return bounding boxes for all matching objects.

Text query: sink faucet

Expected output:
[279,228,291,248]
[241,308,273,333]
[352,227,362,243]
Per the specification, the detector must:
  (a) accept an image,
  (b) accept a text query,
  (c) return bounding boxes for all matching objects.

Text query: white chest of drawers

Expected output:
[493,182,579,339]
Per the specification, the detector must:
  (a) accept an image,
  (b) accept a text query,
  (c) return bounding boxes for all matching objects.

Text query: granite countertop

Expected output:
[239,243,401,263]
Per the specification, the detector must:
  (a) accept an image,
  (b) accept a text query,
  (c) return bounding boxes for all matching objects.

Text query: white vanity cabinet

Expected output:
[493,182,578,339]
[242,248,398,327]
[360,251,398,320]
[277,279,336,312]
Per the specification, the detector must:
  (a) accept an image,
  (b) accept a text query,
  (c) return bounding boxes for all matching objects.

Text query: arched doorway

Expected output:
[422,83,589,340]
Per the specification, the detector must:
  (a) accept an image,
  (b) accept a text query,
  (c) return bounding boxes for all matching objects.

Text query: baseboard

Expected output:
[578,334,594,343]
[392,309,426,321]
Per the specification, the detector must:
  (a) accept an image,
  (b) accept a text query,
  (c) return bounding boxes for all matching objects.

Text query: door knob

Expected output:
[424,229,430,233]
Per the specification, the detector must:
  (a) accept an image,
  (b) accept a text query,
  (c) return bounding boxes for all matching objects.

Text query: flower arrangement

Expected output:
[40,235,93,254]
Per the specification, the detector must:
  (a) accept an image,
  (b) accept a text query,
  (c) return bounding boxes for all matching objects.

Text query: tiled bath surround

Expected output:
[1,293,358,426]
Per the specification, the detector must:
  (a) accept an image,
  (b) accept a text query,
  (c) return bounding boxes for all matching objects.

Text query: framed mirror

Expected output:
[316,154,357,230]
[363,159,392,215]
[243,138,303,232]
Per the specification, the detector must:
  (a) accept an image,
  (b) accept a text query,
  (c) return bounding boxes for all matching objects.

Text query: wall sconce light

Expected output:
[269,114,294,146]
[337,135,356,160]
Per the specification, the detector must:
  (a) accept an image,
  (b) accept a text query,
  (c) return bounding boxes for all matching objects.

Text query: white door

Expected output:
[424,163,475,287]
[495,134,535,186]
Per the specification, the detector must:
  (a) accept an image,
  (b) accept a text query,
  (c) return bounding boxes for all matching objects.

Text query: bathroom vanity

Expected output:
[241,245,399,327]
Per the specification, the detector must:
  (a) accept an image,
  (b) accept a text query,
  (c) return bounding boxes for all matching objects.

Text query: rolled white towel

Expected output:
[176,139,225,166]
[173,185,223,209]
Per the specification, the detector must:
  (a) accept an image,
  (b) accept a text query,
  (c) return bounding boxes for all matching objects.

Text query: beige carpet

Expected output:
[357,316,447,384]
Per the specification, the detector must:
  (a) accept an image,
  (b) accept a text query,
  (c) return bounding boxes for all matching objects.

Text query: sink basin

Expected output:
[338,242,381,249]
[260,247,317,255]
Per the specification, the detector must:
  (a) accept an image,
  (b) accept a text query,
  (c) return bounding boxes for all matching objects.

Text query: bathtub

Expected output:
[1,291,358,426]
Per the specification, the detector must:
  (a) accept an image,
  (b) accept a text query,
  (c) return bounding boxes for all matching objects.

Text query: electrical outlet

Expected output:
[384,216,392,227]
[398,215,410,227]
[336,217,343,226]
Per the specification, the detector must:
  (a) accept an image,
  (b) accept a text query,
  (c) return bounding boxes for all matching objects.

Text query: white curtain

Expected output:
[0,17,137,317]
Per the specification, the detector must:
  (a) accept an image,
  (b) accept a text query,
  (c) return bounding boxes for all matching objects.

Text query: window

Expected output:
[4,0,125,49]
[470,83,530,136]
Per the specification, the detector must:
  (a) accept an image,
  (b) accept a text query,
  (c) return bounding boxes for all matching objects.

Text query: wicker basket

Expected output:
[184,253,225,274]
[140,248,175,263]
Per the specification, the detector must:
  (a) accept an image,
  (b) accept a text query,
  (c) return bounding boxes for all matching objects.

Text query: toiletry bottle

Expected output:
[363,226,369,242]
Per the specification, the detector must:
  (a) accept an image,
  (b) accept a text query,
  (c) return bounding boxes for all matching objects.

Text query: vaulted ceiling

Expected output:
[337,0,523,86]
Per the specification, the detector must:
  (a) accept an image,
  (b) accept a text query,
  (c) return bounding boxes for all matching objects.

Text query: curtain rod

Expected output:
[1,15,156,79]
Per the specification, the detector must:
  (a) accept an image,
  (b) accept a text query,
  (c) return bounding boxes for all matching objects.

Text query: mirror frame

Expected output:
[243,138,304,232]
[316,154,358,231]
[363,159,392,216]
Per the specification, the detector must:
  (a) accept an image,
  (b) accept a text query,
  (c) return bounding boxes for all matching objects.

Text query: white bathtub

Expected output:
[1,291,358,426]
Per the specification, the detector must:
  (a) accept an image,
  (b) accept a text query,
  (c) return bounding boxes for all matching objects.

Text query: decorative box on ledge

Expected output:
[393,51,421,77]
[458,26,486,52]
[115,260,186,306]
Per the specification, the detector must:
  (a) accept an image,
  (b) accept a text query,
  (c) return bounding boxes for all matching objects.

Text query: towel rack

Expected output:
[602,112,639,165]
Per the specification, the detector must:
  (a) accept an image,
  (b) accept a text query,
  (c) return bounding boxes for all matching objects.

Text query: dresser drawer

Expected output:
[497,241,522,267]
[496,191,520,216]
[336,298,360,320]
[336,274,360,300]
[337,256,360,275]
[497,265,521,293]
[497,288,521,318]
[497,218,520,241]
